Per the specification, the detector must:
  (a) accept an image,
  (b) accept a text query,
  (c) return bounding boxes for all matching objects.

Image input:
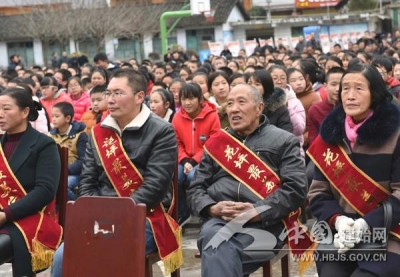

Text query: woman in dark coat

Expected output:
[308,64,400,277]
[248,70,293,133]
[0,87,62,276]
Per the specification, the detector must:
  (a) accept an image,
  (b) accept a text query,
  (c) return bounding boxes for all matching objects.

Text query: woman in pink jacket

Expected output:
[67,77,91,121]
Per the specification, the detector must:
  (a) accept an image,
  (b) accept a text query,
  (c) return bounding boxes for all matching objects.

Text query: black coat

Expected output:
[79,105,177,211]
[1,124,61,275]
[263,88,293,134]
[188,117,307,237]
[308,102,400,276]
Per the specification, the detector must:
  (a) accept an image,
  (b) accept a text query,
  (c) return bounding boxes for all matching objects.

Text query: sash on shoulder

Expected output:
[307,135,400,239]
[92,125,183,274]
[204,130,316,259]
[0,148,62,272]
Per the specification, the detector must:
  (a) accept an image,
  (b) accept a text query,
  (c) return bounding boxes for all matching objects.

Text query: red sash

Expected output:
[204,130,316,256]
[307,136,400,239]
[92,125,182,274]
[0,147,62,272]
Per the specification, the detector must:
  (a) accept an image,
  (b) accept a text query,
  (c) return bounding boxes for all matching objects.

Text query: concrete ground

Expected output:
[0,219,318,277]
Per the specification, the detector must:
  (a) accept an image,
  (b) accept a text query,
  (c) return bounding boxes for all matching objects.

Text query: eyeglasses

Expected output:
[102,90,130,98]
[271,76,287,82]
[40,86,57,91]
[68,84,81,88]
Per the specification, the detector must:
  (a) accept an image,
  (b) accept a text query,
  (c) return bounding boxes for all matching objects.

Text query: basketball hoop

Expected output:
[202,9,215,22]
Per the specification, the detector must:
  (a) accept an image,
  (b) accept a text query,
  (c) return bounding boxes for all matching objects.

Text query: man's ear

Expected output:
[257,102,264,116]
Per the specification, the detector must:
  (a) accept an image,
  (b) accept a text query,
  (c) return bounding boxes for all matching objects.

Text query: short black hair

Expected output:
[93,52,108,63]
[120,62,133,69]
[53,101,74,121]
[325,67,345,82]
[41,76,60,89]
[249,70,275,99]
[152,81,168,89]
[179,83,203,102]
[56,69,72,82]
[90,84,108,95]
[111,68,147,93]
[371,56,394,73]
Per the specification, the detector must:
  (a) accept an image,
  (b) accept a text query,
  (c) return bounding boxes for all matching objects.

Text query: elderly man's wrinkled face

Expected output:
[226,84,263,136]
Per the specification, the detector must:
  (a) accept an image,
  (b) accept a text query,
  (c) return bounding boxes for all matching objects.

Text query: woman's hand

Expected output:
[0,212,6,227]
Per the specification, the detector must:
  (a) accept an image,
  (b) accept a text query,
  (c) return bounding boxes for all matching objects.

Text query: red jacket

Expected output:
[172,102,221,165]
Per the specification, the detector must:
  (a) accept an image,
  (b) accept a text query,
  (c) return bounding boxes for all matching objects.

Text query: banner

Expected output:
[330,33,339,44]
[291,37,300,50]
[341,33,349,50]
[259,39,267,48]
[320,34,331,54]
[267,38,274,47]
[296,0,339,8]
[208,41,223,56]
[281,37,290,47]
[349,32,357,43]
[243,40,257,56]
[226,41,241,57]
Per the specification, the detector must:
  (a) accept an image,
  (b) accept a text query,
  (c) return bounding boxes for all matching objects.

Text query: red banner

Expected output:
[296,0,339,8]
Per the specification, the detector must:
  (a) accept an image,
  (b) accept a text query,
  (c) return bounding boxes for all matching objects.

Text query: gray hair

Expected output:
[232,84,263,105]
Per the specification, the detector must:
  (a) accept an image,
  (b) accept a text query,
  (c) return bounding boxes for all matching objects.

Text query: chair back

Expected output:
[56,145,68,228]
[62,196,146,277]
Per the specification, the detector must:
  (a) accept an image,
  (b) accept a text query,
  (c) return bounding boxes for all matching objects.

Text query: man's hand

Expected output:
[335,216,357,249]
[208,202,261,223]
[0,212,6,227]
[183,163,193,175]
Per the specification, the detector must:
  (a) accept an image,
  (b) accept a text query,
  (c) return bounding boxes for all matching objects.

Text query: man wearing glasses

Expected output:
[51,69,182,276]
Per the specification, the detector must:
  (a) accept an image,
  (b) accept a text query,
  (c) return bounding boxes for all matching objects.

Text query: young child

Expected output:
[81,84,109,134]
[49,102,88,200]
[172,83,221,226]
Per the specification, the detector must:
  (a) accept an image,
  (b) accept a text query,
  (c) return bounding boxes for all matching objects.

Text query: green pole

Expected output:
[166,4,190,37]
[160,10,192,56]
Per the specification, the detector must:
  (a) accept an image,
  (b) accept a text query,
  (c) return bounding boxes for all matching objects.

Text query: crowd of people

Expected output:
[0,28,399,277]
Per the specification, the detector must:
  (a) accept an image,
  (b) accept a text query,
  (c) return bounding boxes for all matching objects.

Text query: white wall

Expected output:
[273,25,292,42]
[227,6,244,23]
[104,35,115,60]
[177,29,187,49]
[215,25,223,44]
[69,38,77,54]
[0,42,8,69]
[33,39,44,66]
[143,33,153,59]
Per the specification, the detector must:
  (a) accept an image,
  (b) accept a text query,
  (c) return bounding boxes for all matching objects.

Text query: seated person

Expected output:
[308,64,400,277]
[172,83,221,226]
[51,69,182,277]
[81,84,109,134]
[49,102,88,200]
[0,87,62,276]
[187,84,308,277]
